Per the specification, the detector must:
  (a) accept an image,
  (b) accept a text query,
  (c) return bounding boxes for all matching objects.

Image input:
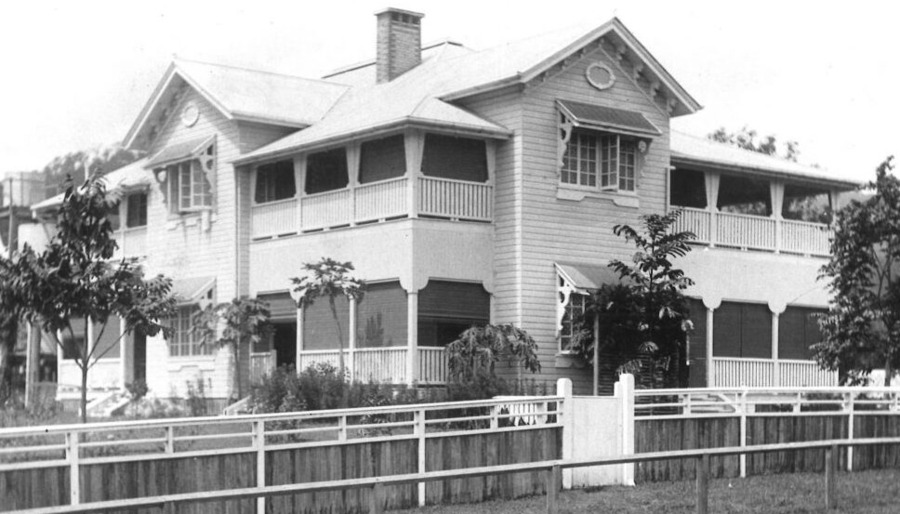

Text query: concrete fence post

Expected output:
[619,373,635,486]
[556,378,573,489]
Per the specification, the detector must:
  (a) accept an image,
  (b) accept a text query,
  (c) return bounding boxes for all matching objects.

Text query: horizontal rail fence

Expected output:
[15,437,900,514]
[632,386,900,482]
[0,396,562,513]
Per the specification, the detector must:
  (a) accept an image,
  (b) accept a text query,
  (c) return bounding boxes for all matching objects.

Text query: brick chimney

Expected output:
[375,8,424,83]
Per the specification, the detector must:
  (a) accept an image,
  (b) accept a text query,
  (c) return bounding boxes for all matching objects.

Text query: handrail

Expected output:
[14,436,900,514]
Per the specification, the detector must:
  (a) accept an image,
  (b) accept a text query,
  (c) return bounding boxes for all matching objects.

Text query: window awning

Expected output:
[172,276,216,307]
[555,262,622,292]
[557,100,662,137]
[146,135,216,169]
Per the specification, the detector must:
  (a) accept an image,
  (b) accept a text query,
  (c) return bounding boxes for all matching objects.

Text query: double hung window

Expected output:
[168,306,212,357]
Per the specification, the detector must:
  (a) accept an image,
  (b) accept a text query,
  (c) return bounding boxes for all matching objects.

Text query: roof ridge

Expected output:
[322,38,468,79]
[174,56,346,88]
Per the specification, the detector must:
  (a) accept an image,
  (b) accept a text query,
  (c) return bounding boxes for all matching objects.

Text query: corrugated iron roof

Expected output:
[558,100,662,136]
[670,131,861,187]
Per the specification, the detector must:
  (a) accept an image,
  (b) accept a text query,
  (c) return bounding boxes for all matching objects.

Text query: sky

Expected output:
[0,0,897,183]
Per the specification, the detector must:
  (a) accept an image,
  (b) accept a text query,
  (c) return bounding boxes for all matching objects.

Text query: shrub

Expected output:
[185,378,208,417]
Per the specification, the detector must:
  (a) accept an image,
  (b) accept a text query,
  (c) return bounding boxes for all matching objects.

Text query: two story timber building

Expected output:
[30,8,859,401]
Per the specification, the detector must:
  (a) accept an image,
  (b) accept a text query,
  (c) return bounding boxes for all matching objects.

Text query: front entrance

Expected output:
[273,322,296,368]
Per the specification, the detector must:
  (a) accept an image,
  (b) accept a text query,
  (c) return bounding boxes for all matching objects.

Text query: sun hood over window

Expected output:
[557,100,661,138]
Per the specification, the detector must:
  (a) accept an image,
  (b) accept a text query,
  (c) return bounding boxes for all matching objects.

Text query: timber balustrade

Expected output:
[711,357,839,387]
[13,436,900,514]
[250,177,492,240]
[671,206,831,257]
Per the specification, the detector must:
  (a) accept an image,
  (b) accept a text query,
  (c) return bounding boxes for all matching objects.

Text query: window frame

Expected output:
[167,306,213,358]
[561,129,641,194]
[125,192,148,229]
[558,290,588,354]
[166,159,212,214]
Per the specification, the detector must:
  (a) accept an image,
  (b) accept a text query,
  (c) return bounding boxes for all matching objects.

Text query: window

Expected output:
[359,135,406,184]
[421,135,488,182]
[713,302,771,359]
[778,306,826,360]
[305,149,348,195]
[167,160,212,213]
[126,192,148,228]
[562,130,638,192]
[168,306,212,357]
[559,291,587,353]
[255,160,296,203]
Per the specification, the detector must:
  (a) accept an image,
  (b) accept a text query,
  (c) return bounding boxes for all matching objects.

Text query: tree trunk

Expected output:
[329,298,346,406]
[0,315,13,401]
[885,357,892,387]
[233,341,243,400]
[80,364,89,423]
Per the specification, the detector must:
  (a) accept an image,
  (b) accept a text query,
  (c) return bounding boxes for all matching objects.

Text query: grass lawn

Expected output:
[396,469,900,513]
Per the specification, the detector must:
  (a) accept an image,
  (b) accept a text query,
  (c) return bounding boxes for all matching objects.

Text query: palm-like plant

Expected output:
[290,258,364,381]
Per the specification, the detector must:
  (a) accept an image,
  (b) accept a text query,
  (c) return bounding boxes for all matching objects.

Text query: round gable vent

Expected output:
[586,63,615,90]
[181,102,200,127]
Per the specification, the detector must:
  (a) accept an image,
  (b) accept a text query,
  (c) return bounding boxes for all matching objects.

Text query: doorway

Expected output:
[272,322,296,368]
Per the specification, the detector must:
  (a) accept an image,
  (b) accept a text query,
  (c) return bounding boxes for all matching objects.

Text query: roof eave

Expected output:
[439,76,523,102]
[671,154,862,189]
[233,118,511,166]
[231,112,311,129]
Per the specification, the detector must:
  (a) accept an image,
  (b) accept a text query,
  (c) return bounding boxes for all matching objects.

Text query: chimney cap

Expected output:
[374,7,425,20]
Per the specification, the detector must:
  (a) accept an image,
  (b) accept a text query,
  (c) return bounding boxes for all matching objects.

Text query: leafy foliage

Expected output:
[290,258,365,381]
[0,176,176,421]
[708,126,799,162]
[815,157,900,385]
[446,323,541,382]
[194,297,272,399]
[40,143,143,197]
[573,211,695,387]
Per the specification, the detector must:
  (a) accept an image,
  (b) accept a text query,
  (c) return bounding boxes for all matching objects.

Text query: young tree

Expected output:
[194,298,272,400]
[815,157,900,385]
[290,258,364,381]
[446,323,541,382]
[0,177,176,421]
[573,211,696,388]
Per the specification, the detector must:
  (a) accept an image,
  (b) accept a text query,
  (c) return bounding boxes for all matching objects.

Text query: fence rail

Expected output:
[0,394,562,512]
[15,435,900,514]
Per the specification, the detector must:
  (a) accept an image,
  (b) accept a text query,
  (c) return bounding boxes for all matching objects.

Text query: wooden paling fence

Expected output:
[633,386,900,482]
[14,436,900,514]
[0,396,563,513]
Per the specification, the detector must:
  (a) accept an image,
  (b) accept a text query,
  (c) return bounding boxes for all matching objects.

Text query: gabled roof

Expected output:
[235,17,701,165]
[124,58,349,149]
[31,158,152,213]
[670,131,861,188]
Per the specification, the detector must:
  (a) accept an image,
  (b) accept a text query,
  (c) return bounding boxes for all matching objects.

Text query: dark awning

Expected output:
[555,262,622,292]
[557,100,662,137]
[146,135,215,169]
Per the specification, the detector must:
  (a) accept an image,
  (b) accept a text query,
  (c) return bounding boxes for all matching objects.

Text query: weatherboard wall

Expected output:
[510,46,671,392]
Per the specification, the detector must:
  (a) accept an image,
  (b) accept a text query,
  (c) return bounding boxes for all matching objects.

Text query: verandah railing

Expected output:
[671,206,831,257]
[292,346,448,385]
[250,177,492,240]
[711,357,838,387]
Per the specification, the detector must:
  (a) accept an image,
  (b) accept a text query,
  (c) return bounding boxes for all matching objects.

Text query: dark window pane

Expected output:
[306,149,349,195]
[359,135,406,184]
[421,134,488,182]
[718,174,771,215]
[126,193,148,228]
[255,160,296,203]
[741,303,772,358]
[670,168,707,208]
[713,302,742,358]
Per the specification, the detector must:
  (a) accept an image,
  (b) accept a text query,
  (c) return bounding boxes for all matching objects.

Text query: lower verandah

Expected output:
[252,280,490,385]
